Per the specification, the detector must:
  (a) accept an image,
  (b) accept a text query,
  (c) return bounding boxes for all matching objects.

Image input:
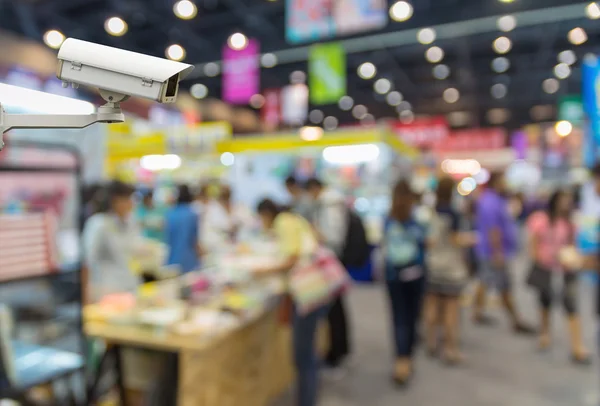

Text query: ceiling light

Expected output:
[530,105,554,121]
[43,30,65,49]
[204,62,220,77]
[290,71,306,84]
[586,2,600,19]
[104,17,128,36]
[555,120,573,137]
[174,0,198,19]
[228,32,248,50]
[374,78,392,94]
[261,53,277,68]
[250,94,265,108]
[399,110,415,124]
[491,57,510,73]
[323,116,338,131]
[389,1,413,22]
[493,36,512,54]
[433,64,450,79]
[323,144,380,165]
[554,63,571,79]
[542,78,560,94]
[447,111,472,127]
[487,108,510,124]
[358,62,377,79]
[338,96,354,111]
[498,0,515,3]
[443,88,460,104]
[497,15,517,32]
[190,84,208,99]
[568,28,588,45]
[386,91,403,106]
[166,44,186,61]
[417,28,436,45]
[558,50,577,65]
[491,83,508,99]
[220,152,235,167]
[425,46,444,63]
[309,109,324,124]
[361,114,376,125]
[397,101,412,112]
[352,105,368,119]
[300,126,324,141]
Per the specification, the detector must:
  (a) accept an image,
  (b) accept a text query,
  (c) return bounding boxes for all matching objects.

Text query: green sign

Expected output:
[558,95,584,124]
[309,43,346,105]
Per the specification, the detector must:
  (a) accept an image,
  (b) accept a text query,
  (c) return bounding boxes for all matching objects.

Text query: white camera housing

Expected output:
[57,38,194,104]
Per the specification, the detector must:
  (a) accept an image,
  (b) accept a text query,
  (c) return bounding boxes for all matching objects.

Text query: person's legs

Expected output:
[473,260,493,324]
[538,289,552,350]
[498,263,536,334]
[442,295,463,364]
[386,282,411,382]
[562,273,589,362]
[405,277,425,357]
[423,293,441,354]
[293,306,326,406]
[324,296,350,367]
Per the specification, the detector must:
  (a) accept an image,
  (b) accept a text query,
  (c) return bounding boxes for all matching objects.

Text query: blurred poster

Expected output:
[281,84,308,125]
[286,0,387,44]
[558,95,584,124]
[439,128,506,152]
[222,39,260,104]
[309,42,346,105]
[582,56,600,166]
[262,89,281,131]
[391,117,449,148]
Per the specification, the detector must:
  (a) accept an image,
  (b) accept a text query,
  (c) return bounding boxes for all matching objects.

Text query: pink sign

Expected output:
[222,40,260,104]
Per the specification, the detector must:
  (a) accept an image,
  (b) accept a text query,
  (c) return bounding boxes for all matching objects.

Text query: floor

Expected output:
[276,260,599,406]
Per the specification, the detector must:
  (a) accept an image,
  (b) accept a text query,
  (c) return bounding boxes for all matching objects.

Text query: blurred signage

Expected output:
[0,142,77,169]
[286,0,387,44]
[309,42,346,105]
[262,89,281,131]
[281,84,309,125]
[511,130,528,160]
[436,128,506,151]
[558,95,584,124]
[168,121,232,154]
[106,122,167,159]
[222,39,260,104]
[391,117,449,148]
[582,56,600,166]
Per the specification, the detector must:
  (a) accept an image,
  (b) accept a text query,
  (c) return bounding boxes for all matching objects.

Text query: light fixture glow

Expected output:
[309,110,324,124]
[417,28,436,44]
[261,53,278,68]
[443,88,460,104]
[204,62,220,77]
[586,2,600,19]
[300,126,324,141]
[374,78,392,94]
[389,1,413,22]
[386,91,403,106]
[290,71,307,84]
[358,62,377,79]
[487,108,510,124]
[542,78,560,94]
[249,94,265,108]
[442,159,481,175]
[338,96,354,111]
[425,46,444,63]
[190,84,208,99]
[352,105,368,119]
[491,83,508,99]
[497,15,517,32]
[433,64,450,79]
[399,110,415,123]
[323,116,338,131]
[173,0,198,19]
[554,63,571,79]
[493,36,512,54]
[397,101,412,112]
[166,44,186,61]
[555,120,573,137]
[228,32,248,50]
[491,57,510,73]
[323,144,380,165]
[140,154,182,171]
[104,17,128,36]
[43,30,65,49]
[568,28,588,45]
[558,50,577,65]
[220,152,235,166]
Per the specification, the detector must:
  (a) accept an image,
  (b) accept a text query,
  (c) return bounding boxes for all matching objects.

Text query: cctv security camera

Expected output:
[57,38,194,104]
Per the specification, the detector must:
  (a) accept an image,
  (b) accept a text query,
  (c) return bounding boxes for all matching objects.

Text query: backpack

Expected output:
[341,209,371,267]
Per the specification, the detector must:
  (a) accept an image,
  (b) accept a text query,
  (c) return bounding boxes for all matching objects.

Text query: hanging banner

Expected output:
[390,117,449,148]
[286,0,387,44]
[309,43,346,105]
[437,128,506,152]
[281,84,308,125]
[262,89,281,131]
[222,39,260,104]
[168,121,232,155]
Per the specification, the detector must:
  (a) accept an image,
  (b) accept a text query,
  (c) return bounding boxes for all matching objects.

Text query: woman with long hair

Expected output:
[527,189,589,364]
[383,180,427,385]
[424,177,476,364]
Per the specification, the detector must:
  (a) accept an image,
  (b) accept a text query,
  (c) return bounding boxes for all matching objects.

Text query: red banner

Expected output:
[437,128,506,151]
[391,117,449,148]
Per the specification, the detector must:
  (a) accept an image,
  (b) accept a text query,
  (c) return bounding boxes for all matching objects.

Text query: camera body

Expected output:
[57,38,194,103]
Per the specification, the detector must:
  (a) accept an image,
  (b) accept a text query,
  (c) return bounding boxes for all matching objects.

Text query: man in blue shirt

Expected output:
[474,171,534,334]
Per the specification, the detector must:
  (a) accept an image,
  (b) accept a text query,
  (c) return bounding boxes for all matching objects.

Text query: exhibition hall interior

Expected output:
[1,0,600,405]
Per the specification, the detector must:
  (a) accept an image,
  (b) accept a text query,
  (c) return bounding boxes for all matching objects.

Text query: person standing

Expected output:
[305,177,351,370]
[527,190,589,363]
[383,180,427,385]
[285,175,313,219]
[473,172,534,333]
[165,185,200,274]
[136,190,165,242]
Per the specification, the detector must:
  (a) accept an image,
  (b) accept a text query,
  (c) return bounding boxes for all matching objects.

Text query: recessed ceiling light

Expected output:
[323,116,338,131]
[530,105,554,121]
[491,83,508,99]
[443,88,460,103]
[497,15,517,32]
[487,108,510,124]
[498,0,515,3]
[447,111,471,127]
[568,28,588,45]
[352,105,368,119]
[399,110,415,124]
[43,30,65,49]
[386,91,403,106]
[586,2,600,19]
[493,36,512,54]
[290,71,306,84]
[374,78,392,94]
[173,0,198,20]
[358,62,377,79]
[166,44,186,61]
[361,114,376,125]
[190,84,208,99]
[228,33,248,50]
[250,94,265,108]
[433,64,450,79]
[542,78,560,94]
[425,46,444,63]
[397,101,412,112]
[204,62,220,77]
[309,109,324,124]
[558,50,577,65]
[417,28,436,45]
[105,17,128,36]
[338,96,354,111]
[554,63,571,79]
[261,53,277,68]
[491,57,510,73]
[389,1,413,22]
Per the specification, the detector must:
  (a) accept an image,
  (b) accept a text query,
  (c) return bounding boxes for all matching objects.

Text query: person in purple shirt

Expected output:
[473,171,535,334]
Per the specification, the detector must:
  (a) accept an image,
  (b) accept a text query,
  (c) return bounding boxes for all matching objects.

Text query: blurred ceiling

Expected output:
[0,0,597,129]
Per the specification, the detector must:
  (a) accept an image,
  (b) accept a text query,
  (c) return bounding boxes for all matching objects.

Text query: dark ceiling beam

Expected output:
[11,1,40,40]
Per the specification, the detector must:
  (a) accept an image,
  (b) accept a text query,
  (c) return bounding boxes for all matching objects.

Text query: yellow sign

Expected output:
[106,122,167,160]
[168,121,232,155]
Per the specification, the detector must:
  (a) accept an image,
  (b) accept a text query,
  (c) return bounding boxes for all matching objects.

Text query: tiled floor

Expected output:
[277,261,599,406]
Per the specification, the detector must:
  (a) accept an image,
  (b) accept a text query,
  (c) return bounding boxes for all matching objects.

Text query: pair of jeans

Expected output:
[325,296,350,367]
[292,305,328,406]
[386,277,425,357]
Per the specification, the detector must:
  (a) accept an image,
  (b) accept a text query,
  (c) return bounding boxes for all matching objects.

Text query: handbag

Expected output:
[526,263,552,294]
[289,246,351,316]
